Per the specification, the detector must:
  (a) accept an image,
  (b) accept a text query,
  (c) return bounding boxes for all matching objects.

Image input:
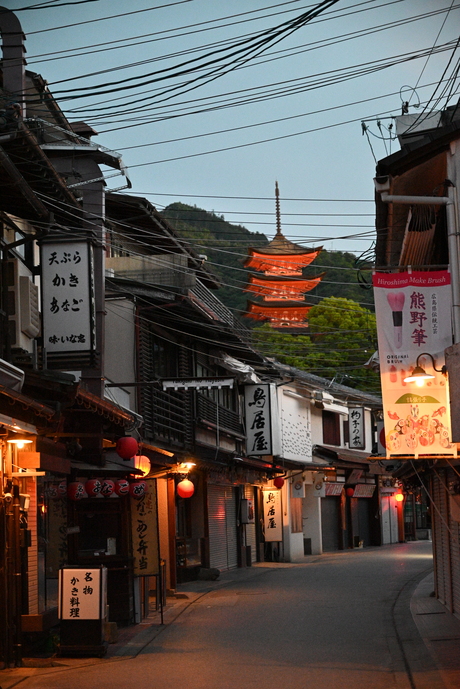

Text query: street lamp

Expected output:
[404,352,447,386]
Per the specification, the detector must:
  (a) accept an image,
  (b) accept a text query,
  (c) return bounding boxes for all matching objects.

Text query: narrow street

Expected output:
[13,542,445,689]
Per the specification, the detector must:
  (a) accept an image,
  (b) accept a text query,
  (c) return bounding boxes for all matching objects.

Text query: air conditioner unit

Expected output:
[312,390,334,405]
[7,259,40,352]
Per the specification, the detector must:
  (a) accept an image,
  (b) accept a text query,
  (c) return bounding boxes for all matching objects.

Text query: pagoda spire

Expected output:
[275,181,282,236]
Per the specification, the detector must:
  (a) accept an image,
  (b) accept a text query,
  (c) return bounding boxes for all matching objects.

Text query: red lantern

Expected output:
[116,437,139,460]
[68,482,87,501]
[85,479,102,498]
[177,479,194,498]
[100,479,116,497]
[395,493,404,502]
[115,479,130,496]
[57,480,67,498]
[130,481,147,499]
[273,477,285,489]
[346,487,355,497]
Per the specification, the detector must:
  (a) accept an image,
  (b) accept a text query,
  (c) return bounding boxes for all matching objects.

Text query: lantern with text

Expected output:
[130,481,147,499]
[115,479,130,496]
[85,479,102,498]
[273,477,285,489]
[116,437,139,460]
[68,482,87,501]
[58,480,67,498]
[100,479,116,498]
[177,479,194,498]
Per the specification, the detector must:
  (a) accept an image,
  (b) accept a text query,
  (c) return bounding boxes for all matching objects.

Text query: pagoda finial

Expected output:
[275,181,282,236]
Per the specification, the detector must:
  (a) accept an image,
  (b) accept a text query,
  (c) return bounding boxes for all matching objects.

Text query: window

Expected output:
[323,410,341,446]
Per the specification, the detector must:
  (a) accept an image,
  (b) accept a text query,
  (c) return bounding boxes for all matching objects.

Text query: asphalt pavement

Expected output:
[1,542,459,689]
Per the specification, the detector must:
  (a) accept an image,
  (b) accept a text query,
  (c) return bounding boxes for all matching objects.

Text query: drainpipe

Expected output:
[0,7,27,117]
[374,176,460,342]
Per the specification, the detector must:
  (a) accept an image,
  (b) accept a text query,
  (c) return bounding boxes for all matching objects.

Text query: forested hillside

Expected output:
[161,203,374,319]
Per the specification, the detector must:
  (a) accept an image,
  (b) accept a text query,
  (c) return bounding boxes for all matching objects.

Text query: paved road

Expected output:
[16,542,439,689]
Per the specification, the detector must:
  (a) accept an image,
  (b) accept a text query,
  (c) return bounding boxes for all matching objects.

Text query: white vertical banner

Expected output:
[373,270,455,457]
[244,384,272,455]
[263,488,282,542]
[348,407,365,450]
[41,241,95,354]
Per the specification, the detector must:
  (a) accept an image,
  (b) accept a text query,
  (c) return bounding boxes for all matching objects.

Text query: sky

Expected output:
[3,0,460,259]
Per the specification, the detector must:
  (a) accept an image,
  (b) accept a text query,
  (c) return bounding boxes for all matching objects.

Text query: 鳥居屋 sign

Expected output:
[244,384,272,455]
[373,270,455,458]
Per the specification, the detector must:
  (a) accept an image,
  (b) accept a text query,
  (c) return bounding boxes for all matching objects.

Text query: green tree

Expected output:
[252,296,380,392]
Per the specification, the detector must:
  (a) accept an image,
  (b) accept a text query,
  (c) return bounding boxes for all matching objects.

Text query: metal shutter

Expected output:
[244,485,257,563]
[447,469,460,615]
[208,485,238,571]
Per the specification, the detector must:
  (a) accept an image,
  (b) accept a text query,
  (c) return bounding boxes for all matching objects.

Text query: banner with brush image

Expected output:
[373,270,455,458]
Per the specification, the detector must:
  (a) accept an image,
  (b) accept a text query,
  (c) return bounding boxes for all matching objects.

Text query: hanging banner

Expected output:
[373,270,455,458]
[348,407,365,450]
[244,384,272,455]
[262,488,282,542]
[130,479,159,576]
[41,240,95,355]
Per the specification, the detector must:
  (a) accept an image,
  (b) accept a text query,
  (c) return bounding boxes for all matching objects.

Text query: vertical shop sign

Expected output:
[373,270,455,457]
[41,241,95,354]
[59,568,106,620]
[348,407,365,449]
[130,479,159,576]
[263,488,282,542]
[244,384,272,455]
[47,494,68,576]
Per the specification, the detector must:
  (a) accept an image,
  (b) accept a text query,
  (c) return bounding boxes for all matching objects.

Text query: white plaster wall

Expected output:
[279,388,312,462]
[104,298,136,411]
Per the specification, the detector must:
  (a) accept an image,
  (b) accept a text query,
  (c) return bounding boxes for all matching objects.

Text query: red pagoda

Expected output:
[243,182,324,329]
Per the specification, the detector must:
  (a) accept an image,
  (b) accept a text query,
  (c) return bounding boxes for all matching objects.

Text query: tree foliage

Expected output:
[252,297,380,392]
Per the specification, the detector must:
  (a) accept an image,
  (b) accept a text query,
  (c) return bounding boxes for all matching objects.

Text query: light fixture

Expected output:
[179,461,196,471]
[7,435,33,450]
[404,352,447,386]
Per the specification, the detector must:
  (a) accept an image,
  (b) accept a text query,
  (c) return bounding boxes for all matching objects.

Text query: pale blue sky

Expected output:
[4,0,459,255]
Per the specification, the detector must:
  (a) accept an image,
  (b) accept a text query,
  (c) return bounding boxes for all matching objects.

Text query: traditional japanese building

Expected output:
[243,183,324,329]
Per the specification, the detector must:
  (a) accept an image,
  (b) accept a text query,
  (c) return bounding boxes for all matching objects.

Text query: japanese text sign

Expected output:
[263,488,282,542]
[373,270,455,458]
[130,479,159,576]
[244,384,272,455]
[348,407,365,450]
[41,241,95,354]
[58,567,106,620]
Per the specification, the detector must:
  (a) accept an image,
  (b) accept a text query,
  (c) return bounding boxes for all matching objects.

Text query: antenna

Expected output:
[275,181,282,236]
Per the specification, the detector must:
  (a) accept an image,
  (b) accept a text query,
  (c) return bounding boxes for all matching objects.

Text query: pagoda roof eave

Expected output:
[246,272,326,283]
[246,245,322,257]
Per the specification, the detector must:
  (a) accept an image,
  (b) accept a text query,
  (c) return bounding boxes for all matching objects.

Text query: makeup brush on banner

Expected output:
[387,292,405,349]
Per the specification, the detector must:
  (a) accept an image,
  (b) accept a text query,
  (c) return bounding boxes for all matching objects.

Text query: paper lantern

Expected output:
[134,455,150,477]
[346,487,355,497]
[116,437,139,460]
[115,479,130,496]
[177,479,194,498]
[100,479,115,497]
[85,479,102,498]
[273,477,285,489]
[68,482,87,501]
[130,481,147,499]
[395,493,404,502]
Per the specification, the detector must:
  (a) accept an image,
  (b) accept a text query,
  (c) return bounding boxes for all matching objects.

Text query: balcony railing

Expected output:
[196,392,244,437]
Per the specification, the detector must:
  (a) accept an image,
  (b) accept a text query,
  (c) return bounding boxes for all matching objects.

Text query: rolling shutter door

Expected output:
[208,485,238,571]
[244,485,257,563]
[321,497,340,551]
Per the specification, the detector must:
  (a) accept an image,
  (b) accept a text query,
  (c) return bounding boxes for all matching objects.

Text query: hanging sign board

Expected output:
[41,240,95,355]
[58,567,107,620]
[130,479,159,576]
[373,270,455,458]
[263,488,282,542]
[162,377,233,390]
[348,407,365,450]
[245,384,272,455]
